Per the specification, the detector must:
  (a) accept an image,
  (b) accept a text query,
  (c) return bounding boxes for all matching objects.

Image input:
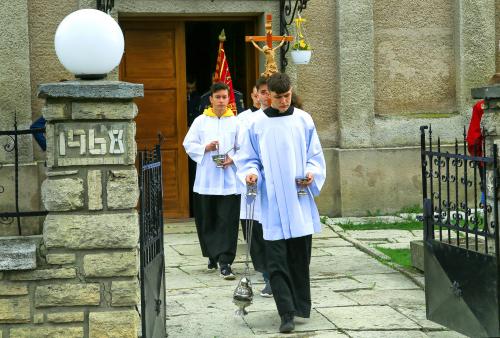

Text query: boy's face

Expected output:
[187,81,197,94]
[257,84,270,109]
[270,89,292,112]
[251,87,260,107]
[209,89,229,112]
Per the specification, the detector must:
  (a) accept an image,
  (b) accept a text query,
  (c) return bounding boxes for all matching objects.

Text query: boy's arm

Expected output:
[182,118,206,164]
[305,125,326,196]
[234,125,261,186]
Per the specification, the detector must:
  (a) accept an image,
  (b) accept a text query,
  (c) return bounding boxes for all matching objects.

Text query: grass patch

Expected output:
[376,247,412,269]
[337,220,423,231]
[399,204,422,214]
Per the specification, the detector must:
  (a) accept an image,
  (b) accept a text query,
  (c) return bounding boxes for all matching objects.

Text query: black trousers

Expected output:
[241,220,267,273]
[265,235,312,318]
[188,158,197,216]
[193,193,240,265]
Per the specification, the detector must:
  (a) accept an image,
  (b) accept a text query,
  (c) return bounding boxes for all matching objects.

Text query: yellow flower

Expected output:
[299,40,307,49]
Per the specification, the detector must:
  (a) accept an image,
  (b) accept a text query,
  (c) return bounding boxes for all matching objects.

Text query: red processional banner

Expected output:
[213,40,237,115]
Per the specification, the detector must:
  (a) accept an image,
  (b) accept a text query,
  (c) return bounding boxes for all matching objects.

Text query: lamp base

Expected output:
[75,74,107,80]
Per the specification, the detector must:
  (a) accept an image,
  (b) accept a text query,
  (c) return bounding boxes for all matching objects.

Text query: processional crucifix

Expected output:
[245,14,293,78]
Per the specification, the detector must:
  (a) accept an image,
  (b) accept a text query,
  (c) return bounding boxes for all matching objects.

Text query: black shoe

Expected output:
[219,264,235,280]
[260,281,273,298]
[207,258,218,271]
[279,312,295,333]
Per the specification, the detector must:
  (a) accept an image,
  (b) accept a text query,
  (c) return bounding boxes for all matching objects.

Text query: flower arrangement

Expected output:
[290,15,312,64]
[291,16,311,51]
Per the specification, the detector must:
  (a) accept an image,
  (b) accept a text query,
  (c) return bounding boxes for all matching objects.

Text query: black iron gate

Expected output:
[0,118,48,235]
[139,144,166,338]
[420,125,500,337]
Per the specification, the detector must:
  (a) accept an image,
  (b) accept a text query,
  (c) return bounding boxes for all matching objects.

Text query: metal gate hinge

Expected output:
[155,298,162,315]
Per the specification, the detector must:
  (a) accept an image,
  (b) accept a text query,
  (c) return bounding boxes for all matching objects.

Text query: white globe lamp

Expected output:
[54,9,124,79]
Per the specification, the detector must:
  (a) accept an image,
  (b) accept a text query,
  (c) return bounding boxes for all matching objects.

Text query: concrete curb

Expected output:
[325,222,425,290]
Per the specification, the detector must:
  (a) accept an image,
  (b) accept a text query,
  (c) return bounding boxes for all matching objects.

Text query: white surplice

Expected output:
[235,108,326,240]
[183,113,239,195]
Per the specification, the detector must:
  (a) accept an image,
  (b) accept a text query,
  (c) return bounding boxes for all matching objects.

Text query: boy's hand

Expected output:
[222,156,233,168]
[304,172,314,186]
[246,174,258,184]
[205,140,219,152]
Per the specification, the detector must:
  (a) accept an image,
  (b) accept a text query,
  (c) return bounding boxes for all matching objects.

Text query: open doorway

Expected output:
[185,20,256,109]
[119,17,257,219]
[185,19,257,216]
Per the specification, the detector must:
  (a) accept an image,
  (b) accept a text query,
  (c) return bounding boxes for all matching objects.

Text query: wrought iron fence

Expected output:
[420,124,498,254]
[138,144,166,338]
[0,118,48,235]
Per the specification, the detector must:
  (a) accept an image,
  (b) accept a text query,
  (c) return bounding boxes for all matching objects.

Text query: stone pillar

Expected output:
[0,81,143,338]
[0,0,32,154]
[336,0,375,148]
[455,0,496,113]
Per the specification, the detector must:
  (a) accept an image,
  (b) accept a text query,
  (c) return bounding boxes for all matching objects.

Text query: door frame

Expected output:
[119,16,259,219]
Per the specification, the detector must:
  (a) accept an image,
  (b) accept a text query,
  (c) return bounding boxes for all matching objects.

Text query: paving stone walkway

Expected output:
[163,220,465,337]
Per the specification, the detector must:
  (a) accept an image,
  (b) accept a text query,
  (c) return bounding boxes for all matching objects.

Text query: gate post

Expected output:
[36,80,144,338]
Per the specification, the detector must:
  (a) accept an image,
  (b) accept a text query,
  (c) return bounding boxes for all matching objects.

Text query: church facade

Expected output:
[0,0,499,222]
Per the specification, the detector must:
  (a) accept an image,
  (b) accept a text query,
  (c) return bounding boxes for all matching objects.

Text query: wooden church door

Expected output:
[120,20,189,218]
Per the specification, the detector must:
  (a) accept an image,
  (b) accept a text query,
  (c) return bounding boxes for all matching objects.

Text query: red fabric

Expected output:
[213,42,237,115]
[466,100,484,156]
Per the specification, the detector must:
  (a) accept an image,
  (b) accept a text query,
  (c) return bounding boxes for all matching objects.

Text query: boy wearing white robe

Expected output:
[236,77,272,297]
[235,73,326,333]
[183,82,240,280]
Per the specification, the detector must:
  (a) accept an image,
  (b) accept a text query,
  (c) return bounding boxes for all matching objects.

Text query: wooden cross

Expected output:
[245,14,293,77]
[245,14,293,48]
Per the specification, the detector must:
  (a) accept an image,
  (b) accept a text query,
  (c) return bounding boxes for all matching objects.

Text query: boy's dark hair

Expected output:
[255,77,268,91]
[267,73,291,94]
[210,82,229,95]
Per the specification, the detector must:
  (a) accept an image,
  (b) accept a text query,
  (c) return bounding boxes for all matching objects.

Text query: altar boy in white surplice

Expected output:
[234,73,326,334]
[183,82,240,281]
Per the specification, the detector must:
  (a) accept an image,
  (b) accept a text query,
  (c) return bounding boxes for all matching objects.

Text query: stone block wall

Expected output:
[0,81,144,338]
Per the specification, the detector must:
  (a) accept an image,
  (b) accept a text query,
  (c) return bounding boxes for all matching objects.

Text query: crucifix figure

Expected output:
[245,14,293,78]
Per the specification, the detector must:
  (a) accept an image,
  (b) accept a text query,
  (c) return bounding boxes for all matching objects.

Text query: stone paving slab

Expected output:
[395,306,446,330]
[311,247,332,257]
[346,229,418,241]
[166,254,207,268]
[319,245,374,257]
[311,277,369,292]
[165,295,190,316]
[351,273,420,290]
[165,267,206,290]
[311,288,358,307]
[426,331,468,337]
[327,216,405,225]
[166,286,237,315]
[166,311,255,337]
[178,264,261,288]
[310,254,395,278]
[317,305,421,330]
[373,242,411,249]
[313,237,353,248]
[164,222,197,234]
[347,330,428,338]
[341,289,425,307]
[165,233,201,245]
[170,243,204,256]
[244,309,337,334]
[254,330,348,338]
[313,227,340,238]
